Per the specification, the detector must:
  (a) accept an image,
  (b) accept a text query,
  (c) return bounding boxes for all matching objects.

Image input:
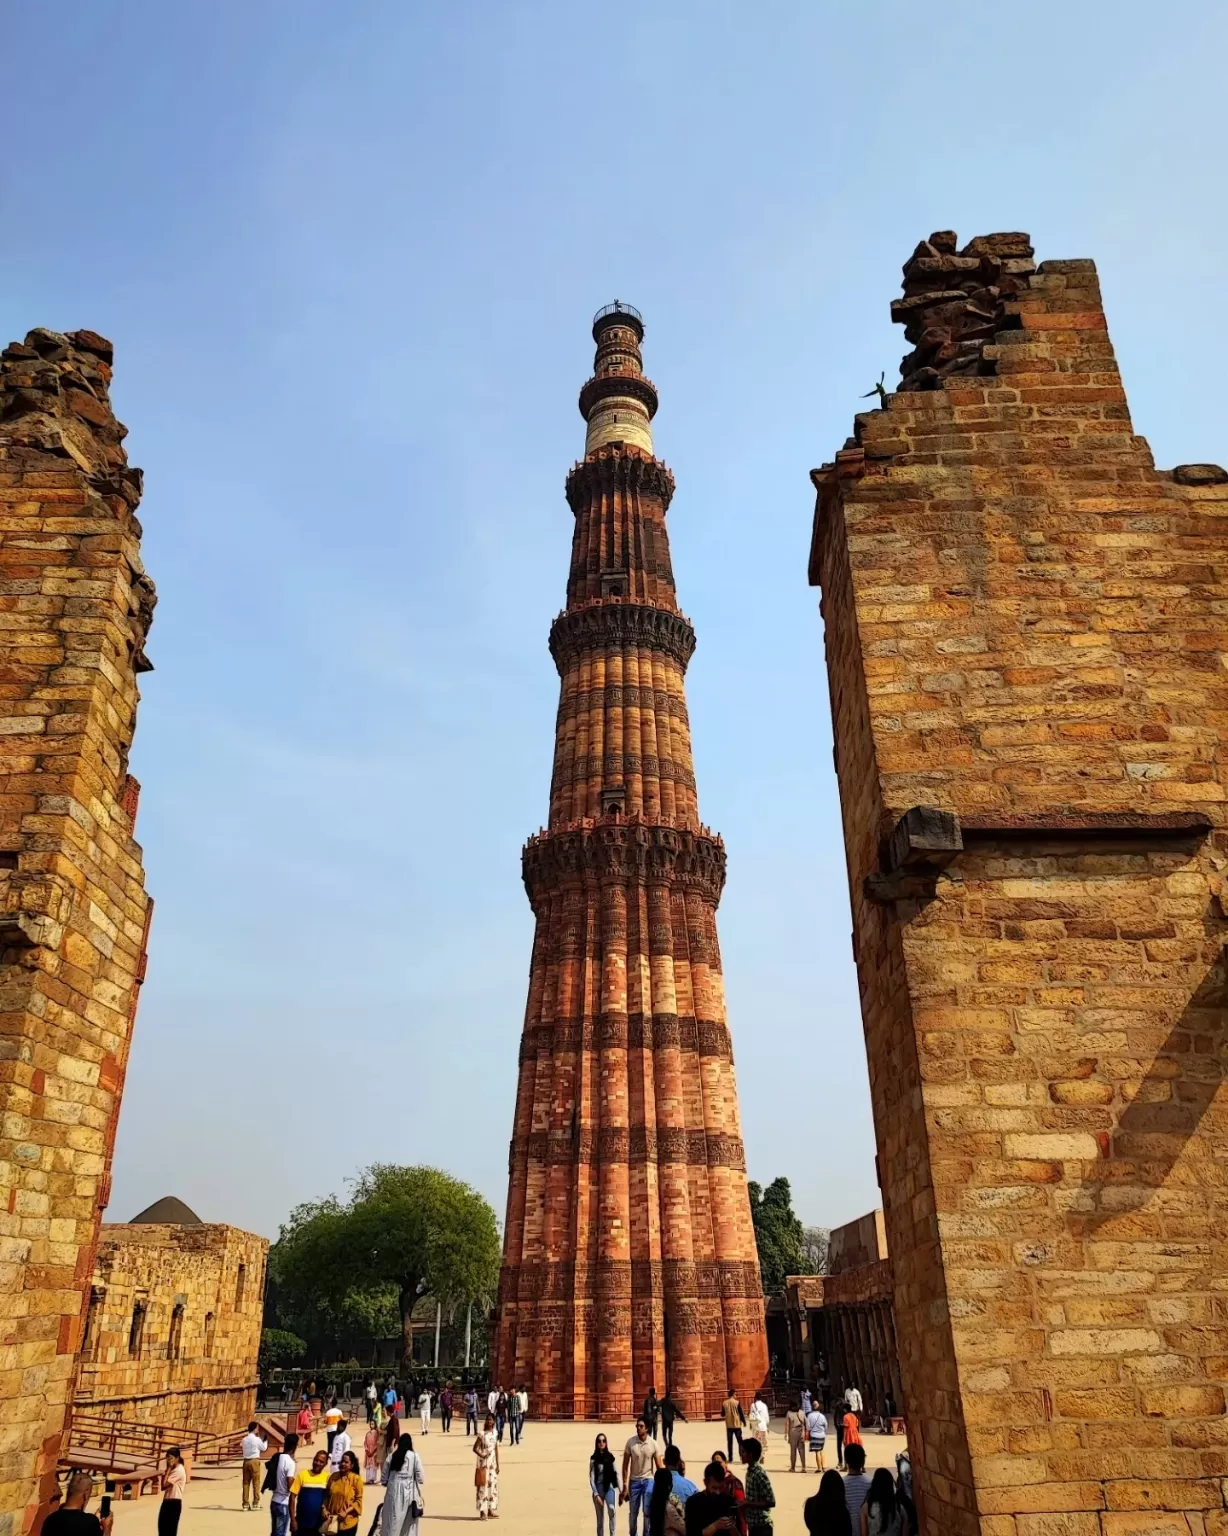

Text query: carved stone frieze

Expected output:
[522,823,725,907]
[549,602,696,672]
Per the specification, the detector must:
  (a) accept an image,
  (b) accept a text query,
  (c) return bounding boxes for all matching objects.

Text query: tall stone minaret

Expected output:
[494,304,767,1417]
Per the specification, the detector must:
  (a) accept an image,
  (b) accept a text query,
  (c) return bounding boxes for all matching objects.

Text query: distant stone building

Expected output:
[782,1210,903,1418]
[73,1198,268,1435]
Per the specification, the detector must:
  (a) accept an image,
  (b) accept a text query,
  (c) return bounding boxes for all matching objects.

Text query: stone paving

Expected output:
[108,1418,909,1536]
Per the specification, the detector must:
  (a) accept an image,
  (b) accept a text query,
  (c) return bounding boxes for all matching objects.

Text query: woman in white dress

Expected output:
[747,1393,771,1463]
[381,1433,425,1536]
[473,1413,500,1519]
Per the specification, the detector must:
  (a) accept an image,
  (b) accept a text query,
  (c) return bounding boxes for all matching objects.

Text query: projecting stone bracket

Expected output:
[864,806,963,910]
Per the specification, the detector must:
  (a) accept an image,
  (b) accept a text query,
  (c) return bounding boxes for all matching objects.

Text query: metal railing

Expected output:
[593,301,643,327]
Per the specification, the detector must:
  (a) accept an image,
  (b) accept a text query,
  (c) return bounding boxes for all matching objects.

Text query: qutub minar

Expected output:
[494,304,768,1416]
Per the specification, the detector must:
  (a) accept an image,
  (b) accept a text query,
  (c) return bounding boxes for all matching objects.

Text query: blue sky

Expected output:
[4,2,1225,1240]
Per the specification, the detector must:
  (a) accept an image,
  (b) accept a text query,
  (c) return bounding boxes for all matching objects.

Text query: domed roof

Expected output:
[129,1196,203,1225]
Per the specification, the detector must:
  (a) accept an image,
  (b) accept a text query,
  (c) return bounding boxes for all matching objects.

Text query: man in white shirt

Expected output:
[270,1432,299,1536]
[329,1419,352,1473]
[487,1386,500,1417]
[240,1421,268,1511]
[846,1384,863,1415]
[621,1419,662,1536]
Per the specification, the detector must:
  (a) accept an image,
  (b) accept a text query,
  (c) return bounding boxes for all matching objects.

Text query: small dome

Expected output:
[129,1196,203,1225]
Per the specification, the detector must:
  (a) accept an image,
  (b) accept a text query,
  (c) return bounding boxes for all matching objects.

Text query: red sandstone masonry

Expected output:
[496,309,767,1418]
[0,330,154,1535]
[809,233,1228,1534]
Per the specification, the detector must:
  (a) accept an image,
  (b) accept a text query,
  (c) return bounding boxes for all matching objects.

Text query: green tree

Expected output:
[259,1327,306,1372]
[747,1176,804,1297]
[270,1165,500,1374]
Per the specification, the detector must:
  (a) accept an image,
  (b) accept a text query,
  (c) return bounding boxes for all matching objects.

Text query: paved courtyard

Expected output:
[109,1418,908,1536]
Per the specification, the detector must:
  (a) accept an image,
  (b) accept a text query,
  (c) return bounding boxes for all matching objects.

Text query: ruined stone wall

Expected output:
[75,1224,268,1435]
[828,1208,888,1275]
[809,232,1228,1533]
[0,331,154,1536]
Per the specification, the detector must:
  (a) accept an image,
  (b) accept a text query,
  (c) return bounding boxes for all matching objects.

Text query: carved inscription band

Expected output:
[508,1127,745,1171]
[499,1258,764,1304]
[518,1016,732,1061]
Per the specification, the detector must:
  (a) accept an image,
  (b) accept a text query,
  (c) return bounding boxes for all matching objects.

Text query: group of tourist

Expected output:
[781,1387,867,1475]
[589,1411,774,1536]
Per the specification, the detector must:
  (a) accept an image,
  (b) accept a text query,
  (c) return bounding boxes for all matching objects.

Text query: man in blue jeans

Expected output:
[621,1418,663,1536]
[267,1432,298,1536]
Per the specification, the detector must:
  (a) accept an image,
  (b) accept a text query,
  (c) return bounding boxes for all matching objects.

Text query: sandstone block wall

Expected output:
[809,232,1228,1533]
[75,1223,268,1435]
[0,331,154,1536]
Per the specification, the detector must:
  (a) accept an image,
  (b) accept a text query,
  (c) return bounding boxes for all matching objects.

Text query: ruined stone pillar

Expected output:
[810,229,1228,1532]
[498,304,767,1416]
[0,330,154,1536]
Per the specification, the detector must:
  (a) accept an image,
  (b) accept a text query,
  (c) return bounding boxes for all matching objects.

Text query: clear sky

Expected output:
[4,2,1225,1241]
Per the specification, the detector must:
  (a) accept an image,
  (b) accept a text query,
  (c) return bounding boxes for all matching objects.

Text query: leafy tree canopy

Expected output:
[270,1164,500,1372]
[259,1327,307,1371]
[747,1176,804,1297]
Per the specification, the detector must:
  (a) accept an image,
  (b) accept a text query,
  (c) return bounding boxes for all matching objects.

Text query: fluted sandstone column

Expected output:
[497,304,767,1417]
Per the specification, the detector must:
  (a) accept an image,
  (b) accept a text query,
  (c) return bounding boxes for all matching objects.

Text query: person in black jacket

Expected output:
[658,1388,686,1449]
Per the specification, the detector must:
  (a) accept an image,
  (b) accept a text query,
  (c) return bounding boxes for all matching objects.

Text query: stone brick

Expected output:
[809,232,1228,1531]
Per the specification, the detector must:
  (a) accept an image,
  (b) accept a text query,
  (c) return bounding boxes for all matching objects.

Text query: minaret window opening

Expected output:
[602,786,626,818]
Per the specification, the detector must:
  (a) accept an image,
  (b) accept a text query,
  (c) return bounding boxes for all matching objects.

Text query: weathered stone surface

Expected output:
[0,332,154,1535]
[496,308,767,1418]
[809,234,1228,1533]
[76,1221,267,1433]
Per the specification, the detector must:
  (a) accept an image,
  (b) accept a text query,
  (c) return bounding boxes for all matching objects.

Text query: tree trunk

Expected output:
[464,1302,472,1367]
[400,1287,416,1376]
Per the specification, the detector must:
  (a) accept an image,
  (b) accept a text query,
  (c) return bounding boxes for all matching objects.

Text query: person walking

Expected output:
[740,1439,774,1536]
[364,1383,378,1425]
[516,1386,529,1441]
[380,1433,425,1536]
[417,1388,432,1437]
[840,1405,863,1471]
[473,1413,500,1520]
[464,1388,479,1437]
[298,1401,316,1448]
[845,1386,863,1419]
[268,1433,300,1536]
[784,1401,807,1474]
[290,1451,332,1536]
[658,1389,686,1450]
[643,1388,660,1440]
[439,1384,453,1435]
[325,1404,343,1457]
[621,1417,663,1536]
[859,1469,907,1536]
[841,1447,872,1529]
[159,1447,187,1536]
[720,1390,745,1464]
[833,1396,848,1471]
[330,1421,352,1475]
[363,1423,382,1486]
[802,1472,852,1536]
[800,1388,812,1416]
[383,1410,401,1464]
[746,1395,770,1465]
[805,1404,828,1474]
[590,1433,622,1536]
[383,1383,398,1417]
[494,1388,508,1443]
[242,1421,269,1510]
[325,1451,363,1536]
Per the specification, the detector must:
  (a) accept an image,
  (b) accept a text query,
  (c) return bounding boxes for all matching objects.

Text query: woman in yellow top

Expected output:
[326,1451,363,1536]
